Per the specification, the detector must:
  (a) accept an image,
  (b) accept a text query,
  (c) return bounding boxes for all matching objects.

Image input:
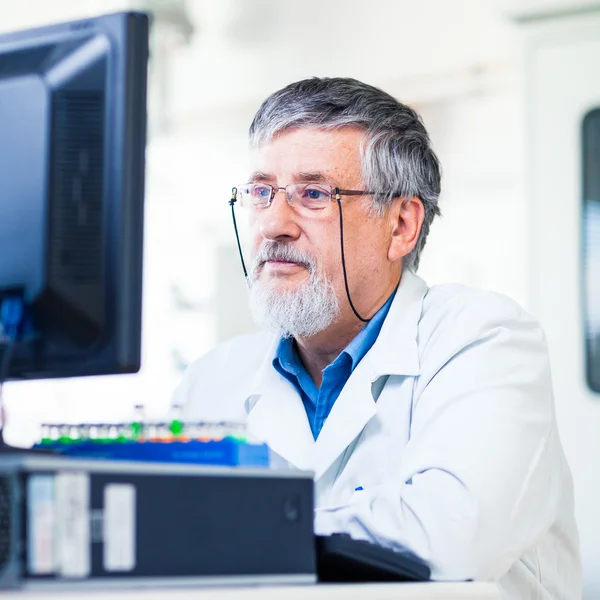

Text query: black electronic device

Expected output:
[0,11,149,382]
[583,108,600,393]
[316,533,431,582]
[0,455,316,589]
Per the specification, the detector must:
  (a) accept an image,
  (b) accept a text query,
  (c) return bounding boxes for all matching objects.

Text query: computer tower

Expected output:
[0,455,315,589]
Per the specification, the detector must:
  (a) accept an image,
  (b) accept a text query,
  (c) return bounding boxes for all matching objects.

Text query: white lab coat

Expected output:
[173,269,581,599]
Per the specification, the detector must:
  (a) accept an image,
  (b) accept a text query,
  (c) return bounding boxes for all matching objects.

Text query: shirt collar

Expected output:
[273,286,397,377]
[254,268,429,397]
[273,336,298,377]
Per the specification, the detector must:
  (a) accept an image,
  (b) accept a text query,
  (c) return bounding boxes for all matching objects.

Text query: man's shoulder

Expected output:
[423,282,526,321]
[174,331,274,420]
[409,279,553,414]
[417,281,542,351]
[187,331,274,377]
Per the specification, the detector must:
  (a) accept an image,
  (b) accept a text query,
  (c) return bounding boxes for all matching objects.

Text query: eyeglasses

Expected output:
[231,182,373,214]
[227,181,375,322]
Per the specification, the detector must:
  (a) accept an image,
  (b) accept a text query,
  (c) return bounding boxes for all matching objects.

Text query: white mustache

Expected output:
[252,242,316,274]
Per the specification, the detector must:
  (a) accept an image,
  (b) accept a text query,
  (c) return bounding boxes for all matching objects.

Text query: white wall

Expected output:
[519,8,600,598]
[417,89,528,306]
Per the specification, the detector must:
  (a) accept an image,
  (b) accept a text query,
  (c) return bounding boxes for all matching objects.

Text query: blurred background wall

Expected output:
[1,0,599,595]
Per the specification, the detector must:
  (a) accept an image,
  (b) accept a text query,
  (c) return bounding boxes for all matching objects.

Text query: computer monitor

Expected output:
[0,12,149,381]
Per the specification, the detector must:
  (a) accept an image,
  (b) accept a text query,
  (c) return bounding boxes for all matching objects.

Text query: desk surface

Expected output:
[3,583,502,599]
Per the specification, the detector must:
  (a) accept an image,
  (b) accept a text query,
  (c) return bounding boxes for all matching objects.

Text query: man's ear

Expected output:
[388,196,425,262]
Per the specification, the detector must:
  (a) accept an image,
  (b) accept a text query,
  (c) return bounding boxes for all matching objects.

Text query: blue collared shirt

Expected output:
[272,290,396,439]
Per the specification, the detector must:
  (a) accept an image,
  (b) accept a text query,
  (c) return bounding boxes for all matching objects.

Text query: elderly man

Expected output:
[173,78,580,598]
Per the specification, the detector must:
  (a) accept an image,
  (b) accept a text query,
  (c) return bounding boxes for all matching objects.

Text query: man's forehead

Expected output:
[249,170,329,183]
[249,127,364,179]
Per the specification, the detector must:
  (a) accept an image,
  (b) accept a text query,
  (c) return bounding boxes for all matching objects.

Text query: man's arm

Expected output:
[315,293,567,581]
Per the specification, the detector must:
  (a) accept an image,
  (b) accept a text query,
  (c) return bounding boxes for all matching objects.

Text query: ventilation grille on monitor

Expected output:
[0,477,11,572]
[49,90,104,286]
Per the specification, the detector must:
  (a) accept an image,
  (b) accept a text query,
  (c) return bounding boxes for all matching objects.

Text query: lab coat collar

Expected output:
[244,336,315,471]
[244,268,429,478]
[313,269,428,479]
[365,267,428,379]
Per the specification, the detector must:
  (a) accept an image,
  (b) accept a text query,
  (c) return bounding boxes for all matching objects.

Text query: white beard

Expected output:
[248,242,340,338]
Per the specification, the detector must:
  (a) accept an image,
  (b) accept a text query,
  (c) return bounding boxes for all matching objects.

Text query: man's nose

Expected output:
[259,191,302,242]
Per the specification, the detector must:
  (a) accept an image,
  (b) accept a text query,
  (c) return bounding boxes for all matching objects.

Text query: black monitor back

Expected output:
[0,12,149,380]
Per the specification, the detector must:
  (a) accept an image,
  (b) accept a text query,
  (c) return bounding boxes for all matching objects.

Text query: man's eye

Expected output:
[302,186,328,201]
[252,186,271,198]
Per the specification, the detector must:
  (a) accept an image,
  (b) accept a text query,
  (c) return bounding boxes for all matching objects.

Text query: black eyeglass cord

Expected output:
[336,196,369,323]
[229,192,370,323]
[230,191,248,280]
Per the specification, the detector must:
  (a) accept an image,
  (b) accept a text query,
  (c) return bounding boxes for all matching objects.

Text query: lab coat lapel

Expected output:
[244,269,429,477]
[367,268,428,377]
[312,269,429,481]
[312,357,377,480]
[244,340,314,471]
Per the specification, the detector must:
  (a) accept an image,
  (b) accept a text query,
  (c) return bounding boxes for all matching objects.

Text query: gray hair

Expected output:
[248,77,442,271]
